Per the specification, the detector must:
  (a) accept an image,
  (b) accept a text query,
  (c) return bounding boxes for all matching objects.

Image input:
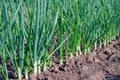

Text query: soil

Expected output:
[36,34,120,80]
[0,34,120,80]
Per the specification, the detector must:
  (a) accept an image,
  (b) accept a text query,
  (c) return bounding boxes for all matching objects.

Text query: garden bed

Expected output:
[36,34,120,80]
[1,35,120,80]
[0,0,120,80]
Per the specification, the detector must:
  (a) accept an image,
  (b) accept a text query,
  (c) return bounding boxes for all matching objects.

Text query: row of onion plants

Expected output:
[0,0,120,80]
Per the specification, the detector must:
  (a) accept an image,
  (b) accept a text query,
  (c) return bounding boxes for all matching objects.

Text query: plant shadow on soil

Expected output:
[106,74,120,80]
